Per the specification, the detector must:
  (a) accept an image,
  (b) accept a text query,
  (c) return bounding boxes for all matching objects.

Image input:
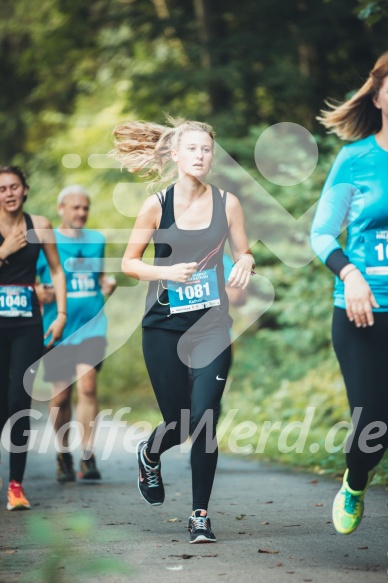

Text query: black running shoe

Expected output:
[56,452,76,483]
[137,440,165,505]
[78,453,101,480]
[188,510,217,543]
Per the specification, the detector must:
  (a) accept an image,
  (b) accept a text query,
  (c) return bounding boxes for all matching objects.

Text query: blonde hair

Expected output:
[111,116,215,190]
[317,52,388,141]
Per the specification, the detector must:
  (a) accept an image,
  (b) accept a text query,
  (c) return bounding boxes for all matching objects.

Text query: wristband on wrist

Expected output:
[236,253,256,275]
[57,311,67,317]
[341,264,358,281]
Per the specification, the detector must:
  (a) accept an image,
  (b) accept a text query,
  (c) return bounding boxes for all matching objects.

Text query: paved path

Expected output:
[0,405,387,583]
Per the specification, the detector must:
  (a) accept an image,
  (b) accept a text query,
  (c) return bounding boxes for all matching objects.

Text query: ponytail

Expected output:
[317,52,388,141]
[317,52,388,140]
[112,116,214,190]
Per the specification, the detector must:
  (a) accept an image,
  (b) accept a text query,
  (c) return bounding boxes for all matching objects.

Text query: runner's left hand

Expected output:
[45,313,66,347]
[228,255,254,289]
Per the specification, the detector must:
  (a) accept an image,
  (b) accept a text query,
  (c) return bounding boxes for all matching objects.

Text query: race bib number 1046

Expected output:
[0,285,33,317]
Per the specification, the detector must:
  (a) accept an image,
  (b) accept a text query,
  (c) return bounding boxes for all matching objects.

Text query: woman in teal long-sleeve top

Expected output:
[311,52,388,536]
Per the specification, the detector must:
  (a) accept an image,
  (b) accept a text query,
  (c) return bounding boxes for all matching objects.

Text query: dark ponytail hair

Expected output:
[0,166,29,189]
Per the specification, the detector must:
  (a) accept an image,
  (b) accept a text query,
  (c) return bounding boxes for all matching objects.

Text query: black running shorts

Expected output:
[42,337,107,382]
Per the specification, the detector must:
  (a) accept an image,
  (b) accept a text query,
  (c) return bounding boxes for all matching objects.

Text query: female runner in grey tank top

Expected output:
[113,118,254,543]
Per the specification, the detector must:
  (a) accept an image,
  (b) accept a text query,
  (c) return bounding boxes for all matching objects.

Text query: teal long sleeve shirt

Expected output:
[311,135,388,310]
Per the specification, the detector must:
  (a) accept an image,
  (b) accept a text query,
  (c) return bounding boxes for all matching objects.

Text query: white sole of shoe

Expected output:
[137,479,163,506]
[189,535,217,543]
[7,503,31,511]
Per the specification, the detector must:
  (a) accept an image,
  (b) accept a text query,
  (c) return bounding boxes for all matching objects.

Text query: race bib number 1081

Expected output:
[167,268,220,314]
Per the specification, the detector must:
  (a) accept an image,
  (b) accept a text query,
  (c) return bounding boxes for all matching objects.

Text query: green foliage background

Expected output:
[1,0,387,480]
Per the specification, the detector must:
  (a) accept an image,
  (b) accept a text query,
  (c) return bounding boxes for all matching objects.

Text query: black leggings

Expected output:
[0,323,43,483]
[142,326,231,511]
[332,307,388,489]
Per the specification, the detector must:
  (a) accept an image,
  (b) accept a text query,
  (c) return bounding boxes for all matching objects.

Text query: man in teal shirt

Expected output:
[36,185,116,482]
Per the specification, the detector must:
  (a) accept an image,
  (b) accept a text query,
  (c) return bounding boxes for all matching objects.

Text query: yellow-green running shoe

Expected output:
[332,468,375,534]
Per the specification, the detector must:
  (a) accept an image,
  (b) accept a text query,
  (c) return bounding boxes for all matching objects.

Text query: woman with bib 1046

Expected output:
[0,166,66,510]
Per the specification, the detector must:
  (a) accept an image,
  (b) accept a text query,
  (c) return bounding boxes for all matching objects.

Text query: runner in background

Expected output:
[311,52,388,535]
[0,166,66,510]
[113,117,254,543]
[36,185,116,483]
[223,254,247,307]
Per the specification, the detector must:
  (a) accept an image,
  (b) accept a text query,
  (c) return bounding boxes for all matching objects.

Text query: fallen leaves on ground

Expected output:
[168,554,218,559]
[258,549,279,554]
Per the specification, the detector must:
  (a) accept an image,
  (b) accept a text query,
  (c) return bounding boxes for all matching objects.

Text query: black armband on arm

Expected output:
[325,249,351,277]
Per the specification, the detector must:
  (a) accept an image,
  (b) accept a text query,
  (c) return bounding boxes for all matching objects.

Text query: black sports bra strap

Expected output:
[25,212,40,244]
[24,212,33,229]
[155,190,168,207]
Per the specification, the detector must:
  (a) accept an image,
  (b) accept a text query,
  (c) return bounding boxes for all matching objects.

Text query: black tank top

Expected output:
[142,184,231,331]
[0,213,42,326]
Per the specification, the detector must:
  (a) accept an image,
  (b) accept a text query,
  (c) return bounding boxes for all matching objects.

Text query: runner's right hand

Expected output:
[165,262,198,282]
[35,283,56,304]
[0,229,27,258]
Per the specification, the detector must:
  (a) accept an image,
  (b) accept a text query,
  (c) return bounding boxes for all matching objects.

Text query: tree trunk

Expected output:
[192,0,232,114]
